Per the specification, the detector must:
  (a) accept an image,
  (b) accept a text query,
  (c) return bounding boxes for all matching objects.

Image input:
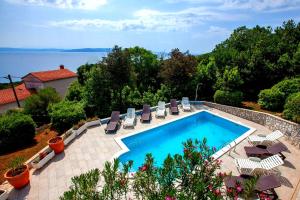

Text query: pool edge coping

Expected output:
[112,109,256,167]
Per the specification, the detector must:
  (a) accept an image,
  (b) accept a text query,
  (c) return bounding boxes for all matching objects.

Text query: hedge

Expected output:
[213,90,243,107]
[258,78,300,111]
[283,92,300,123]
[258,88,285,111]
[48,101,86,134]
[272,78,300,99]
[0,113,36,153]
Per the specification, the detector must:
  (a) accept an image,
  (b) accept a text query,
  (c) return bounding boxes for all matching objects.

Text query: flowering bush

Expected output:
[61,139,267,199]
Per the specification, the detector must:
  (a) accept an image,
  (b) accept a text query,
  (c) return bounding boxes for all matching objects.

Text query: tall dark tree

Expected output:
[160,49,197,98]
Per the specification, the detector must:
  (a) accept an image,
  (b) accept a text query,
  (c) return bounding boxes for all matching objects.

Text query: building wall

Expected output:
[22,74,44,89]
[43,77,77,98]
[0,100,25,114]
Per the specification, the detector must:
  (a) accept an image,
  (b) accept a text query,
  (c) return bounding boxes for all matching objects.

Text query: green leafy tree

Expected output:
[24,87,61,124]
[77,63,96,85]
[215,66,243,91]
[85,66,112,117]
[128,46,161,92]
[194,56,217,100]
[65,80,84,102]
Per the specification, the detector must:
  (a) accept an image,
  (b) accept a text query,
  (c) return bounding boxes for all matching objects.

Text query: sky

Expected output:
[0,0,300,54]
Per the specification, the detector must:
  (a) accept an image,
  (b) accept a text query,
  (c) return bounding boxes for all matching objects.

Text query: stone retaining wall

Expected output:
[202,101,300,136]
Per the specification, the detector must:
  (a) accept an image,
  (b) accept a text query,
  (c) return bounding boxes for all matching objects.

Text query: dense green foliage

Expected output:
[24,87,61,124]
[258,78,300,111]
[213,90,243,107]
[283,92,300,123]
[212,20,300,99]
[65,80,84,102]
[60,139,226,200]
[0,113,36,153]
[48,101,86,133]
[258,88,285,111]
[71,20,300,121]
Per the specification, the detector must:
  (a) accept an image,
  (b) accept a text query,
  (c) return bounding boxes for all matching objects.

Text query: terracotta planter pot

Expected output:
[4,165,30,189]
[48,136,64,154]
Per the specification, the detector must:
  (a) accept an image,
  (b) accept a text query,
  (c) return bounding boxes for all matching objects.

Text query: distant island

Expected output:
[0,48,111,52]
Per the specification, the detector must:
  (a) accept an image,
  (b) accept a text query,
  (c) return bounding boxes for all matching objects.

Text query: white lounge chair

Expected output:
[123,108,136,128]
[182,97,191,111]
[234,154,284,175]
[248,130,284,145]
[156,101,166,118]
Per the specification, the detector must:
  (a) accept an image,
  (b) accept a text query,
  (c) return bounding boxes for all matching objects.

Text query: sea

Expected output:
[0,51,108,82]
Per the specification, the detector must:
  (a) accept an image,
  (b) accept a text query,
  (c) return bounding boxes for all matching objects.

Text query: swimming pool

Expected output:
[115,110,255,171]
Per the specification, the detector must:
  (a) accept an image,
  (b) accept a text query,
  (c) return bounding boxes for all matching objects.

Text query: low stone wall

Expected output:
[201,101,300,136]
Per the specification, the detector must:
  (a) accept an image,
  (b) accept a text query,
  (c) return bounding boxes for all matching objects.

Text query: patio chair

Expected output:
[156,101,166,118]
[244,142,288,160]
[170,99,179,115]
[248,130,284,145]
[105,111,121,133]
[182,97,191,111]
[224,175,281,199]
[234,154,284,175]
[140,104,152,123]
[123,108,136,129]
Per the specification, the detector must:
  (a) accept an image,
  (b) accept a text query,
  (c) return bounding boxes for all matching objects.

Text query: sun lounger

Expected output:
[140,105,152,123]
[234,154,284,175]
[244,143,288,160]
[224,175,281,199]
[156,101,166,118]
[123,108,136,128]
[170,99,179,115]
[105,111,121,133]
[182,97,191,111]
[248,130,284,145]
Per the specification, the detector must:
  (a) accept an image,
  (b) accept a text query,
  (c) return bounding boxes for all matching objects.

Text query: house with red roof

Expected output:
[0,65,77,113]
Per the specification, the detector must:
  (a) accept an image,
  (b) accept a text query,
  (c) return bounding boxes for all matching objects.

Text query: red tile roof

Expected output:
[24,68,77,82]
[0,83,33,105]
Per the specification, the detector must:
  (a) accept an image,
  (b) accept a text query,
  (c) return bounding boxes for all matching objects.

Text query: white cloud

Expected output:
[192,25,231,38]
[165,0,300,12]
[48,7,245,31]
[207,25,230,34]
[5,0,107,10]
[220,0,300,11]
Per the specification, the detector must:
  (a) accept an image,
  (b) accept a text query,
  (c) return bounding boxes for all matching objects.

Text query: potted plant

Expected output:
[85,117,100,128]
[31,149,55,169]
[4,157,30,189]
[0,189,8,200]
[63,129,77,145]
[73,120,86,136]
[48,136,64,154]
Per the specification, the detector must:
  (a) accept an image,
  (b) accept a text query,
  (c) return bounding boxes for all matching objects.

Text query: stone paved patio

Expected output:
[2,105,300,200]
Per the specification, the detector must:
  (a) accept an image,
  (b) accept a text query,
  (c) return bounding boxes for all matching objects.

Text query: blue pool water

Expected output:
[118,111,249,171]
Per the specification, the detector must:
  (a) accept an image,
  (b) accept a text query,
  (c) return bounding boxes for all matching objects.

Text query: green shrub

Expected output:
[61,139,225,200]
[257,78,300,112]
[0,113,36,153]
[213,90,243,106]
[24,87,61,124]
[283,92,300,123]
[48,101,86,133]
[272,78,300,99]
[258,88,285,111]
